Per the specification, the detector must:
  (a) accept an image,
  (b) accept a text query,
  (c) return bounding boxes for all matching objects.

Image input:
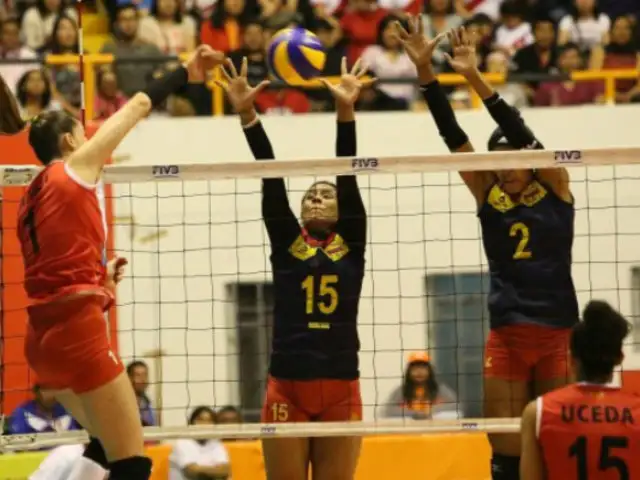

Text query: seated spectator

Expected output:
[101,3,163,98]
[200,0,253,54]
[216,405,243,424]
[456,0,504,21]
[340,0,388,65]
[29,444,90,480]
[21,0,77,51]
[138,0,197,54]
[360,14,416,110]
[380,352,459,420]
[0,17,38,95]
[127,359,158,426]
[421,0,463,71]
[376,0,422,17]
[43,14,81,117]
[486,51,527,106]
[185,0,218,22]
[169,406,231,480]
[8,384,81,435]
[590,15,640,102]
[534,42,604,106]
[94,68,127,120]
[254,87,311,114]
[228,19,268,85]
[493,0,533,57]
[306,17,344,111]
[558,0,610,53]
[511,16,559,100]
[311,0,346,20]
[16,68,61,119]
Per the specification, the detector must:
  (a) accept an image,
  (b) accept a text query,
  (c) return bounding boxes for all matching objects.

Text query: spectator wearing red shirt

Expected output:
[200,0,254,53]
[534,42,604,106]
[94,69,128,120]
[591,15,640,103]
[255,88,311,113]
[340,0,388,65]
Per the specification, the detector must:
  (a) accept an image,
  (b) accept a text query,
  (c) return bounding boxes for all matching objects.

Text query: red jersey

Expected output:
[17,161,110,306]
[538,383,640,480]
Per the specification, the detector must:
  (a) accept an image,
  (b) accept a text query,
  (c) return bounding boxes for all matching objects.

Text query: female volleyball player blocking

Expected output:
[215,57,371,480]
[0,46,223,480]
[397,20,579,480]
[521,300,640,480]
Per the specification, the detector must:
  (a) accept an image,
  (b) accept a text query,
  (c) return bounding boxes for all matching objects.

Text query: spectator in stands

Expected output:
[7,384,81,436]
[486,51,527,106]
[311,0,346,20]
[101,3,163,98]
[380,352,459,420]
[558,0,610,53]
[254,84,311,113]
[169,406,231,480]
[493,0,533,57]
[590,15,640,103]
[138,0,197,54]
[534,41,604,106]
[94,68,127,120]
[456,0,504,21]
[200,0,253,53]
[228,18,268,85]
[377,0,422,17]
[16,68,60,119]
[511,16,559,100]
[216,405,243,424]
[43,14,80,116]
[340,0,388,65]
[0,17,38,95]
[307,17,344,111]
[421,0,463,71]
[20,0,77,51]
[127,359,158,426]
[360,14,416,110]
[184,0,218,23]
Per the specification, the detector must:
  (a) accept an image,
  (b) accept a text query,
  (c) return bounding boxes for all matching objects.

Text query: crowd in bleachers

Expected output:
[0,0,638,119]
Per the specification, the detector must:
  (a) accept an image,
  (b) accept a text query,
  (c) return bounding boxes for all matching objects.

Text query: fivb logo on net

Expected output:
[351,158,379,171]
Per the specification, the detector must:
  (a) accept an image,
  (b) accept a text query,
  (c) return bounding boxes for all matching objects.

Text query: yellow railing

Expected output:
[43,54,639,120]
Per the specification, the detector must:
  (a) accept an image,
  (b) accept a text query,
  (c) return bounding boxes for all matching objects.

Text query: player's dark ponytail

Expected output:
[571,300,630,380]
[0,73,26,135]
[28,110,78,165]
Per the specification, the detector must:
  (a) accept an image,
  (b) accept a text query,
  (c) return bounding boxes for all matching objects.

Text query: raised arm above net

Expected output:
[0,73,27,134]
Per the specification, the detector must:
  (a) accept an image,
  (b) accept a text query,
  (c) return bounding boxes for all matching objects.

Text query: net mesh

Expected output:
[1,146,639,450]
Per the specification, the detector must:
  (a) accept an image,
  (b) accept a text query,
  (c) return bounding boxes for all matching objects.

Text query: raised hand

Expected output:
[214,57,270,113]
[395,15,445,68]
[443,27,479,77]
[320,57,374,107]
[183,45,218,82]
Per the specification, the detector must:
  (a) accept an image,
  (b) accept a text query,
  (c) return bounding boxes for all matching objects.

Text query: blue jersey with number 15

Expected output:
[478,178,579,329]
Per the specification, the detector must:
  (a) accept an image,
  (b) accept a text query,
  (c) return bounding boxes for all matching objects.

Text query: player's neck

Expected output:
[576,369,613,385]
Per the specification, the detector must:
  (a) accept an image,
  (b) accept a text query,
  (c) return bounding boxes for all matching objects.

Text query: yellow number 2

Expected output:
[510,222,532,260]
[271,403,289,422]
[301,275,339,315]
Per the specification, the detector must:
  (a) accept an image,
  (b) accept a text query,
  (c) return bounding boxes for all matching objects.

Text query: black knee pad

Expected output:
[109,456,152,480]
[84,437,109,469]
[491,454,520,480]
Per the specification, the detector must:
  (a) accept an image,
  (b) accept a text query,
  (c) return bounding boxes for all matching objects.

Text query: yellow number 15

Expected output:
[302,275,339,314]
[510,222,532,260]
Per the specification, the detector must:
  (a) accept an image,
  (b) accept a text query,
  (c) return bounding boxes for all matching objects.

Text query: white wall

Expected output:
[111,105,640,425]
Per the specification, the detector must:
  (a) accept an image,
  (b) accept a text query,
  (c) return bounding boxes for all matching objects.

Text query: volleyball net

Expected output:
[2,146,640,453]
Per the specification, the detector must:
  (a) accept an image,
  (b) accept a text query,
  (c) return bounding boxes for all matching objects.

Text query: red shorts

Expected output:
[25,295,124,393]
[261,376,362,423]
[484,324,571,382]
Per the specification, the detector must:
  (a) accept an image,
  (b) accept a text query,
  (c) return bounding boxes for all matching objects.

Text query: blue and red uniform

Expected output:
[538,383,640,479]
[17,161,123,393]
[243,120,365,423]
[480,176,579,381]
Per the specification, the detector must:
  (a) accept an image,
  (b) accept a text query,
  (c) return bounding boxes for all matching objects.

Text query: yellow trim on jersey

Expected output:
[288,233,350,262]
[487,181,548,213]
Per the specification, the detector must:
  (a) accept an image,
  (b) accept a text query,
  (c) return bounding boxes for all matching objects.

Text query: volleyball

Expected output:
[267,28,326,85]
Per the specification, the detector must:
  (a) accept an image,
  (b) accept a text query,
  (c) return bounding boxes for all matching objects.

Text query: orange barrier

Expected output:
[42,54,639,119]
[145,433,492,480]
